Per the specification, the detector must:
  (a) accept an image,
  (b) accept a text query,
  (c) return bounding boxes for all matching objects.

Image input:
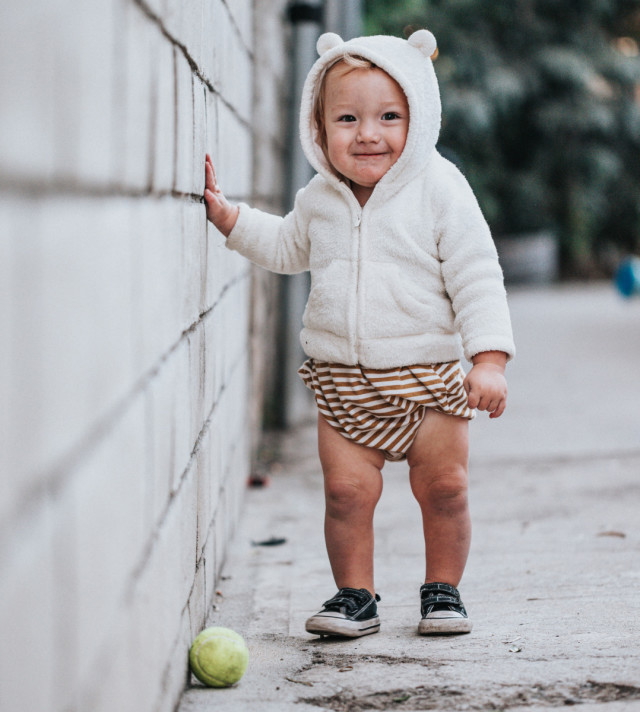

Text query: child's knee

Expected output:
[324,471,381,517]
[410,465,468,511]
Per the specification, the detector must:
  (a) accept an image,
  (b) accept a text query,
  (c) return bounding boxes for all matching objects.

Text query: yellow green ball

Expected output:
[189,627,249,687]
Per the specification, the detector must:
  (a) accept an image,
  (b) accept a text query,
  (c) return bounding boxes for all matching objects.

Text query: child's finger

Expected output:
[205,162,213,188]
[489,398,506,419]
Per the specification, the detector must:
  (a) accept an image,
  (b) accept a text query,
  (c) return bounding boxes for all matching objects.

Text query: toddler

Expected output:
[204,30,515,637]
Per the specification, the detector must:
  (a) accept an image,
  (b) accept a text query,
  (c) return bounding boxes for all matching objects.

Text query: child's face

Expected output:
[323,65,409,203]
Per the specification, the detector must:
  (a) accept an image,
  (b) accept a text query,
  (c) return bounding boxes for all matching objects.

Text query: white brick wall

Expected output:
[0,1,288,710]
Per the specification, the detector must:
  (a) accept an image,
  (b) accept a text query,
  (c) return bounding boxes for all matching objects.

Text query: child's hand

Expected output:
[463,351,508,419]
[204,154,239,237]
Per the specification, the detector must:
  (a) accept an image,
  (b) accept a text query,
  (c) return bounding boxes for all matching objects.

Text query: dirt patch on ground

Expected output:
[298,650,441,671]
[300,679,640,710]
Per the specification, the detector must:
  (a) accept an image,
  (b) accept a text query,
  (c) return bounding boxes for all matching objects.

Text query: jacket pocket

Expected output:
[361,263,453,339]
[303,259,351,337]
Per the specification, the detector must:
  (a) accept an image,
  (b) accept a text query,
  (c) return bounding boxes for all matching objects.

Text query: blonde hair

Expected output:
[312,54,378,166]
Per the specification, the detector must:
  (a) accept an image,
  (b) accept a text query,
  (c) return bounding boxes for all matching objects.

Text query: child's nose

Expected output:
[357,119,380,142]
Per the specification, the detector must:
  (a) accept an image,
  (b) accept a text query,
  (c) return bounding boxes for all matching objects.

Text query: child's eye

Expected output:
[382,112,401,121]
[337,114,356,122]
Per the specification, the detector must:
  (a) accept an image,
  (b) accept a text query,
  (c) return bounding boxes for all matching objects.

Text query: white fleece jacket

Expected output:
[227,31,515,368]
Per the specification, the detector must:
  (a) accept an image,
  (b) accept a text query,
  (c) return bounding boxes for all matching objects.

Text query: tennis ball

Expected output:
[189,627,249,687]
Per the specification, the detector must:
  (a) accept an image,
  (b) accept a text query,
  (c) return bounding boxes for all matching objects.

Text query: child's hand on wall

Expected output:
[204,154,239,237]
[464,351,508,419]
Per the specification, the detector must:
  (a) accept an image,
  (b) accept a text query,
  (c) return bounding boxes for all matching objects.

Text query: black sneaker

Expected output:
[305,588,381,637]
[418,582,472,635]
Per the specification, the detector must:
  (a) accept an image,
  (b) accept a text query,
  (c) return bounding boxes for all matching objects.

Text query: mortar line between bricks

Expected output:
[0,176,244,203]
[131,0,253,131]
[0,269,251,560]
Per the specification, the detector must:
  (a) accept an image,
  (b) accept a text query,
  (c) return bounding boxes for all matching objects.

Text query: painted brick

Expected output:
[195,423,218,560]
[132,198,183,377]
[80,618,135,712]
[202,518,218,615]
[49,481,80,711]
[179,199,206,329]
[174,51,195,195]
[0,2,291,711]
[0,499,55,712]
[72,397,147,685]
[143,351,178,529]
[218,24,253,123]
[0,4,59,181]
[200,0,219,87]
[144,0,165,20]
[155,610,193,712]
[193,80,208,198]
[210,7,230,95]
[151,31,177,192]
[187,328,205,449]
[189,556,207,636]
[170,338,193,494]
[2,200,46,514]
[67,0,118,186]
[118,1,156,190]
[0,207,10,519]
[163,0,204,68]
[9,198,137,481]
[231,0,254,51]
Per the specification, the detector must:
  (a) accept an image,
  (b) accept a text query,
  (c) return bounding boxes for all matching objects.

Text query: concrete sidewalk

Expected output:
[179,284,640,712]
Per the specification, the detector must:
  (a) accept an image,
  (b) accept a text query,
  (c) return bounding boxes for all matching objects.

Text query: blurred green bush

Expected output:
[365,0,640,276]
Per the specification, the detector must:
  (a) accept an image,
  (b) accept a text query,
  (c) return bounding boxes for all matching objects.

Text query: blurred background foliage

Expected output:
[364,0,640,277]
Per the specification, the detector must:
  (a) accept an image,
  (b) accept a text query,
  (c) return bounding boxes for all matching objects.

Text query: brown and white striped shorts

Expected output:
[298,359,474,462]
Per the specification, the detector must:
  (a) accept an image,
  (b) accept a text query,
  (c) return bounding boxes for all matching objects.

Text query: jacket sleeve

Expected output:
[434,163,516,361]
[224,187,310,275]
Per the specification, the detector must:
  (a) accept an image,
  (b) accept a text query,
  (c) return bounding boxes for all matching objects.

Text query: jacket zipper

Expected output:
[352,207,363,363]
[339,183,364,363]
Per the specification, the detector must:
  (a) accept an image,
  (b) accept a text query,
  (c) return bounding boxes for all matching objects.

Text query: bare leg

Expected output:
[406,410,470,586]
[317,415,385,597]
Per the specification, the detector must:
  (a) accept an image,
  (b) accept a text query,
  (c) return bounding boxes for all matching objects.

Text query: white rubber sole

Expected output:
[305,613,380,638]
[418,613,473,635]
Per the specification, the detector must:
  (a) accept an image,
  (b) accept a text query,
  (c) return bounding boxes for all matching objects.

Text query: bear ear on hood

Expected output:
[316,32,343,55]
[407,29,438,60]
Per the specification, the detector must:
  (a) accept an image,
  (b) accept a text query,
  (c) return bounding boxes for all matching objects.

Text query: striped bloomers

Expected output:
[298,359,474,461]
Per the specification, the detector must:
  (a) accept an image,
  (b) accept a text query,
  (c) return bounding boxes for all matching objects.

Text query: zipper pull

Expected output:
[353,212,362,228]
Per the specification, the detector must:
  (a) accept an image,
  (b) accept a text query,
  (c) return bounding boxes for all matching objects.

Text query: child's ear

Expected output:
[317,32,343,55]
[407,29,438,60]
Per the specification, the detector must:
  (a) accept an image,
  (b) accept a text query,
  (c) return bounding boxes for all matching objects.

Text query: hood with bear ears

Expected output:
[299,29,442,193]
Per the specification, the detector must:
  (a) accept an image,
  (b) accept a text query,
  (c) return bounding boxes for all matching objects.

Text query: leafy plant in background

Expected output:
[364,0,640,276]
